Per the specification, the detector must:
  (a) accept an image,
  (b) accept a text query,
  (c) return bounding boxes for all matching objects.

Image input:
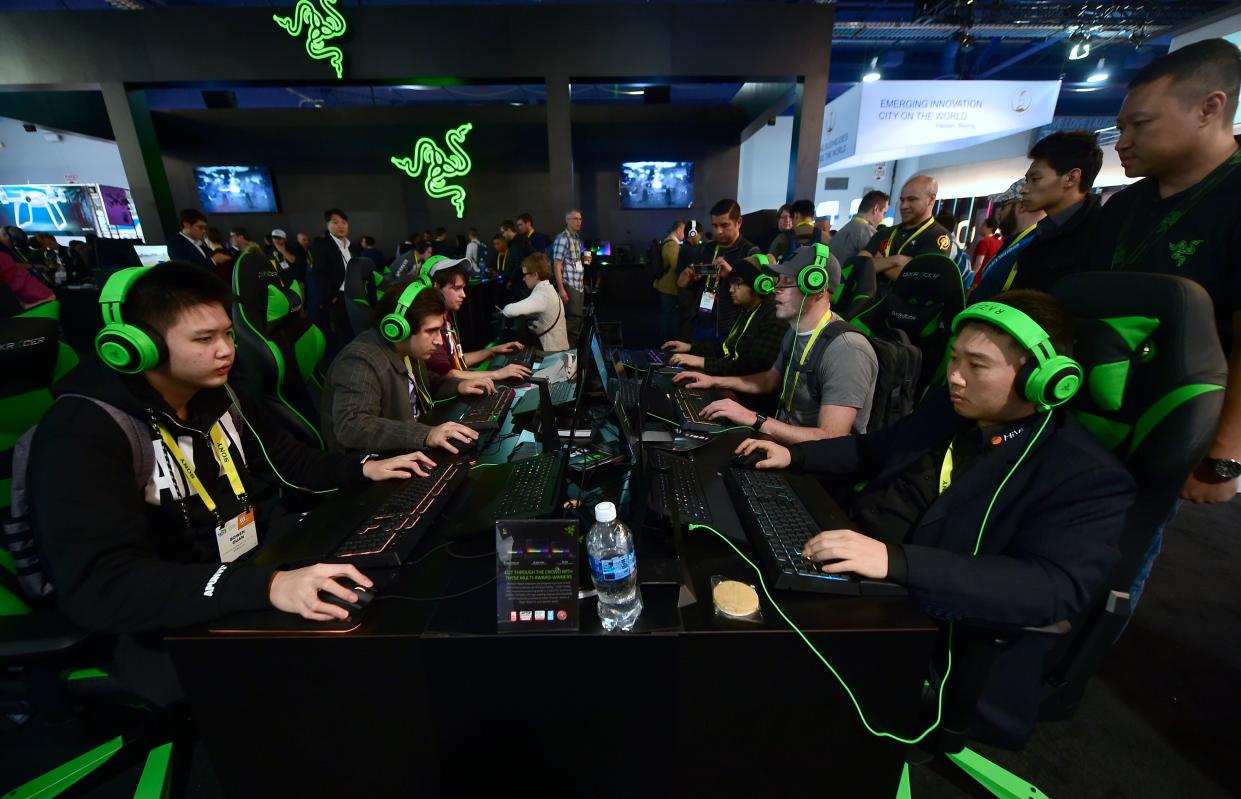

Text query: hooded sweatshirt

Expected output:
[27,356,368,634]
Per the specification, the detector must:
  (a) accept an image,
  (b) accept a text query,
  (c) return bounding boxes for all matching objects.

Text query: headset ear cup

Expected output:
[1024,356,1083,407]
[799,264,827,295]
[754,273,776,296]
[95,322,162,374]
[380,313,410,343]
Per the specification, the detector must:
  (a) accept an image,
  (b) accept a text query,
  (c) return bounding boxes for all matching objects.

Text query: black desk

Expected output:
[167,406,936,798]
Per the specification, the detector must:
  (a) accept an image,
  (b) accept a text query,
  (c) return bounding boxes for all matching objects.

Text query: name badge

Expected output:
[216,507,258,563]
[698,289,716,314]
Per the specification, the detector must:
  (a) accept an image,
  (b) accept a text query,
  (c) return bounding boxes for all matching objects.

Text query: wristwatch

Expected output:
[1202,456,1241,480]
[752,413,768,433]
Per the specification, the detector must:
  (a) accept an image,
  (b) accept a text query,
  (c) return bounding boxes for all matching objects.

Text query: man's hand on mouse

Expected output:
[269,563,372,621]
[735,438,791,470]
[362,452,436,480]
[427,422,478,454]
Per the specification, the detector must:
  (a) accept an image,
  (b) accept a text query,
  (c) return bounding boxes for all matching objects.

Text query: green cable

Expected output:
[687,521,951,744]
[224,385,337,495]
[708,425,751,435]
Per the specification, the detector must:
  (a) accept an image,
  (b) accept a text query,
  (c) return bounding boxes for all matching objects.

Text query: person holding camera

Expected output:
[678,199,760,340]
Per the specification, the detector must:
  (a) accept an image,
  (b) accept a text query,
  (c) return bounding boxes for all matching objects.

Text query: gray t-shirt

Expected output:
[831,216,877,267]
[773,319,878,433]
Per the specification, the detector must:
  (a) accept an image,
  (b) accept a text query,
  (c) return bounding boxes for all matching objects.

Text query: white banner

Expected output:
[819,80,1061,171]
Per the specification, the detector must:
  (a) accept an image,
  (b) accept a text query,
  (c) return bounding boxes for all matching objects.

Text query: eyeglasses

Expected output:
[773,282,799,292]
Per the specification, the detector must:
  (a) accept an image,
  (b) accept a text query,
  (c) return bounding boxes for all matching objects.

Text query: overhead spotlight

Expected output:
[1086,58,1109,84]
[1068,41,1091,61]
[862,57,881,83]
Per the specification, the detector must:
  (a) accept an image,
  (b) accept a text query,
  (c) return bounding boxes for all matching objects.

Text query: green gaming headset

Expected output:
[95,265,164,374]
[796,242,832,295]
[751,253,777,297]
[379,276,433,343]
[952,300,1084,408]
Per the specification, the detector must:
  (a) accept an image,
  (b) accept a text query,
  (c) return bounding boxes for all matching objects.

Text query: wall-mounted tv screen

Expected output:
[194,166,278,213]
[98,185,145,240]
[620,161,693,209]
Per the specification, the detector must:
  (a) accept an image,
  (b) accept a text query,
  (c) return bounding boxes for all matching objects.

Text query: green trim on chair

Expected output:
[18,300,61,321]
[472,341,499,371]
[64,666,110,682]
[133,742,174,799]
[234,302,324,450]
[1101,315,1159,352]
[0,580,31,616]
[945,747,1048,799]
[265,284,291,324]
[895,762,912,799]
[1129,383,1224,455]
[6,736,124,799]
[1073,410,1132,452]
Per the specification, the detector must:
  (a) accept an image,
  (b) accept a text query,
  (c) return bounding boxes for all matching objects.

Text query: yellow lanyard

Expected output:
[705,244,721,291]
[721,304,760,359]
[404,356,433,413]
[156,423,247,516]
[780,309,834,414]
[884,217,936,257]
[499,251,507,271]
[938,441,955,495]
[999,224,1039,292]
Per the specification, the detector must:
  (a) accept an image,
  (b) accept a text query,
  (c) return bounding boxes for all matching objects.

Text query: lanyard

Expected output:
[997,224,1039,291]
[705,244,721,291]
[404,356,433,414]
[780,309,834,414]
[884,217,936,257]
[499,251,507,271]
[938,441,955,495]
[445,315,467,370]
[721,304,760,359]
[1112,146,1241,271]
[156,423,248,518]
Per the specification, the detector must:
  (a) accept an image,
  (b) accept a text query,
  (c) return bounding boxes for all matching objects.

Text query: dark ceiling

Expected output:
[3,1,1238,118]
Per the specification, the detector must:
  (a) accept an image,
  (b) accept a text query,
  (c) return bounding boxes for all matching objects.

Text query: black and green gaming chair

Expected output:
[343,256,384,337]
[231,249,326,449]
[898,272,1227,798]
[833,255,879,321]
[0,299,175,798]
[853,253,966,395]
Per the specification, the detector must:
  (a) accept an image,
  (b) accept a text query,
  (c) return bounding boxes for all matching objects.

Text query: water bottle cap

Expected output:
[594,501,617,523]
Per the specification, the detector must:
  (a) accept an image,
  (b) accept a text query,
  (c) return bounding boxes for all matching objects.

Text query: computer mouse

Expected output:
[318,577,375,615]
[732,450,764,469]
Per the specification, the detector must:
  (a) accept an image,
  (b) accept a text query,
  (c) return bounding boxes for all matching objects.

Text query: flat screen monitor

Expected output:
[0,184,100,236]
[194,166,278,213]
[619,161,693,209]
[134,245,170,267]
[97,185,145,241]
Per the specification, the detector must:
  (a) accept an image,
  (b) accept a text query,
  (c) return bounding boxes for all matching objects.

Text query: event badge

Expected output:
[698,289,716,314]
[215,508,258,563]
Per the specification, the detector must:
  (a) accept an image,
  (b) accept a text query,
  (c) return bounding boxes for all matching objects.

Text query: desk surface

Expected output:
[167,391,936,798]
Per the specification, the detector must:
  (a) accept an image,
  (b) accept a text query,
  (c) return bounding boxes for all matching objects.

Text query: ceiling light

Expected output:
[398,85,436,91]
[862,57,881,83]
[1069,41,1091,61]
[1086,59,1109,84]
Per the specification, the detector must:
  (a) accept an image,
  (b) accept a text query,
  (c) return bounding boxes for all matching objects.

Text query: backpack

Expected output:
[4,395,240,600]
[472,240,490,275]
[799,318,922,434]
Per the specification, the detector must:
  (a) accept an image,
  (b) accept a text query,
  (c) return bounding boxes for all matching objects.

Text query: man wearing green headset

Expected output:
[27,262,438,703]
[674,243,879,444]
[734,290,1135,744]
[660,255,788,378]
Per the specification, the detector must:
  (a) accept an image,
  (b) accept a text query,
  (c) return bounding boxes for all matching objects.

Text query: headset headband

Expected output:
[953,301,1056,364]
[99,265,155,324]
[380,276,432,343]
[952,300,1083,408]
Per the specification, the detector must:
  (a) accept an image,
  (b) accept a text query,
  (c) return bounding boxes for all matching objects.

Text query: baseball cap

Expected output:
[270,228,287,239]
[770,244,842,294]
[424,256,470,279]
[988,179,1025,205]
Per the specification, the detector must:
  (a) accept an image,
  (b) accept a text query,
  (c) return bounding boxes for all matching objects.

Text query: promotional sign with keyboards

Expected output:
[496,518,580,633]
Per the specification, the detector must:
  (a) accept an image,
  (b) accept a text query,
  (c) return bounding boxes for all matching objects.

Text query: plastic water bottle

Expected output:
[587,502,642,631]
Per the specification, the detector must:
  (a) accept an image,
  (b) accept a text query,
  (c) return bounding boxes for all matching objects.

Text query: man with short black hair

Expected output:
[698,198,761,337]
[973,131,1104,302]
[858,175,952,284]
[28,262,436,703]
[832,190,889,267]
[358,235,385,266]
[769,199,826,262]
[309,208,357,357]
[733,289,1135,745]
[1091,38,1241,509]
[674,245,877,444]
[500,219,532,301]
[424,258,530,381]
[518,213,550,254]
[168,208,226,274]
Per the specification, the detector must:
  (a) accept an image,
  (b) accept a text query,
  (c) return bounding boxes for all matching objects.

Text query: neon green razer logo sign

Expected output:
[273,0,347,80]
[390,123,474,219]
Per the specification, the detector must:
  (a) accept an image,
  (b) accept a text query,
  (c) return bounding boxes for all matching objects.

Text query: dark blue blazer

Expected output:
[166,233,214,271]
[789,389,1136,745]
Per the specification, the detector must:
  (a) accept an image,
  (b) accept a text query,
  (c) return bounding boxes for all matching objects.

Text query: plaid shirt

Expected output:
[689,297,786,377]
[550,229,585,291]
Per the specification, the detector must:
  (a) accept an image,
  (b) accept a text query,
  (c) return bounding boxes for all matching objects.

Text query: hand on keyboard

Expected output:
[458,376,496,396]
[669,353,705,369]
[734,438,791,470]
[672,370,715,389]
[801,529,890,580]
[493,363,532,381]
[427,422,479,454]
[362,451,438,480]
[701,398,758,428]
[661,340,692,353]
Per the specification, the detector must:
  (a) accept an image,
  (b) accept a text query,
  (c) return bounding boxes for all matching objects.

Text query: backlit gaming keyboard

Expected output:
[333,459,466,566]
[494,451,566,517]
[459,386,516,428]
[647,449,712,523]
[671,387,720,432]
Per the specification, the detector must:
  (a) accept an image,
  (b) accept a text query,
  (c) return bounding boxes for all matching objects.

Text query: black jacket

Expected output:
[166,233,215,272]
[1010,194,1102,294]
[308,235,358,316]
[28,357,368,635]
[788,389,1135,743]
